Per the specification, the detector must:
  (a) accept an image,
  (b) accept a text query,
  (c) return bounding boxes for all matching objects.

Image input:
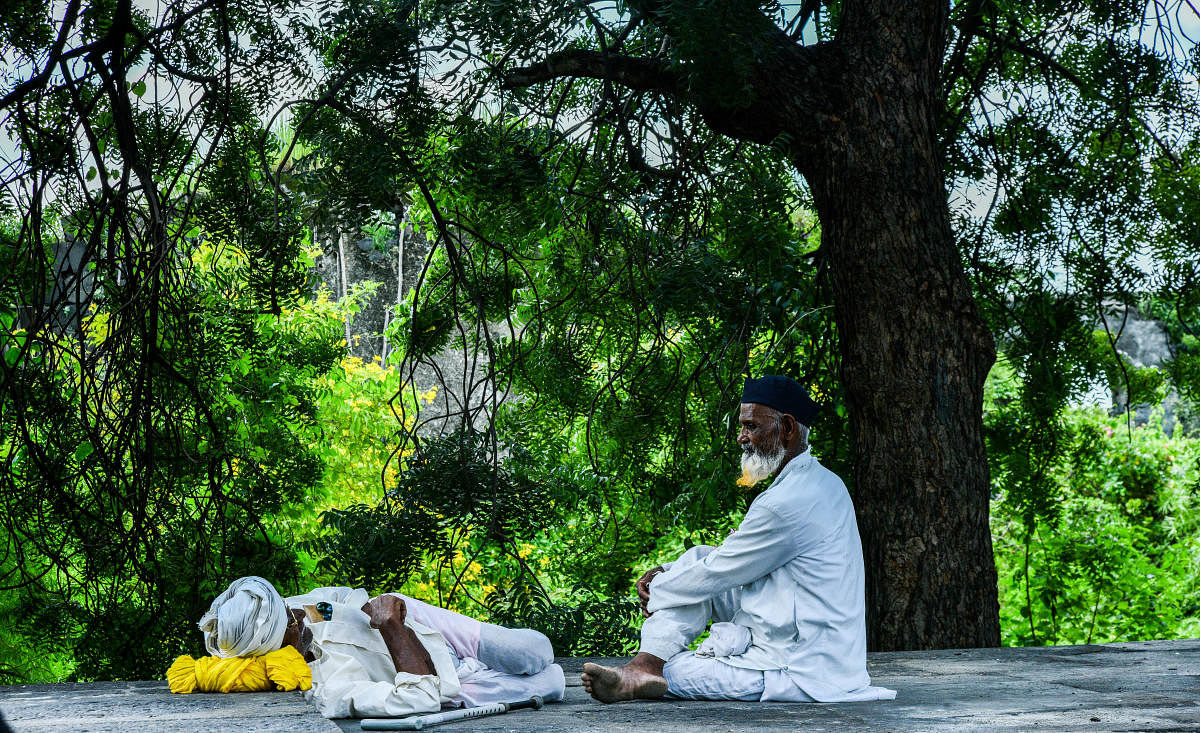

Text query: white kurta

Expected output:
[645,449,896,702]
[283,587,565,718]
[285,587,459,719]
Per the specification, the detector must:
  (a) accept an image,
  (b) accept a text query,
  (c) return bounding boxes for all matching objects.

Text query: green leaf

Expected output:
[132,80,147,97]
[87,166,97,181]
[74,441,94,461]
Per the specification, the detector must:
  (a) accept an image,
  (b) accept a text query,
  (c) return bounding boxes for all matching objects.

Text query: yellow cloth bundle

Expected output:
[167,645,312,694]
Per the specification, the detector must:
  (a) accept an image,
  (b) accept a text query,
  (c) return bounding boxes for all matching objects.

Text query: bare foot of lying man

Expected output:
[581,653,668,702]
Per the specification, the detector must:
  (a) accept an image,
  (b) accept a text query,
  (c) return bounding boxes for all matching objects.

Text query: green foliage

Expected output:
[1140,292,1200,414]
[488,587,641,657]
[310,432,552,591]
[304,502,448,592]
[3,0,1199,678]
[369,116,849,629]
[990,364,1200,645]
[0,237,345,680]
[1090,331,1168,408]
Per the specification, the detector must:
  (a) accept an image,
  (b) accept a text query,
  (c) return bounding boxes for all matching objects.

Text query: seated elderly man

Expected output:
[582,375,896,704]
[198,577,564,718]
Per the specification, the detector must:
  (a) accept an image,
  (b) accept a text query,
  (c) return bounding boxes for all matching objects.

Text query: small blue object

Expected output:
[316,601,333,621]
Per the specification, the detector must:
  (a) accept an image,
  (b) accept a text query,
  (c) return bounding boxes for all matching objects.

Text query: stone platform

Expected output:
[4,640,1200,731]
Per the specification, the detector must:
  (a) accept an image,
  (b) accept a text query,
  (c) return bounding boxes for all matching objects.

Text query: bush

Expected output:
[992,406,1200,645]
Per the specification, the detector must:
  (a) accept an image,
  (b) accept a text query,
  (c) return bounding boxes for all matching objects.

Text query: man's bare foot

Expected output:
[581,652,668,703]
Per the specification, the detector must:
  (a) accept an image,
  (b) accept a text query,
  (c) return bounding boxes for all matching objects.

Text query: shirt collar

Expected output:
[770,448,813,486]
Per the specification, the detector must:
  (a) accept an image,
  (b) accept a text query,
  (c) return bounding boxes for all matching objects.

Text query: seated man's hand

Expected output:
[636,566,665,618]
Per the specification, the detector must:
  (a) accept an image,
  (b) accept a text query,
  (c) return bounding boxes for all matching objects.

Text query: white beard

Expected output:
[738,442,787,487]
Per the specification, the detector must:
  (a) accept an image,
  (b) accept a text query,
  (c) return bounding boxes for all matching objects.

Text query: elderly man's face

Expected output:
[736,402,790,486]
[738,402,783,455]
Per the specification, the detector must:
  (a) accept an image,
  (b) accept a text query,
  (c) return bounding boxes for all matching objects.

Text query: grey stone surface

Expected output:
[1101,304,1173,370]
[7,640,1200,732]
[0,681,338,733]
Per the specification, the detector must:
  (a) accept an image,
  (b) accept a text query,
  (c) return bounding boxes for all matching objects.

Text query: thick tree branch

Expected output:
[501,49,682,96]
[500,29,844,168]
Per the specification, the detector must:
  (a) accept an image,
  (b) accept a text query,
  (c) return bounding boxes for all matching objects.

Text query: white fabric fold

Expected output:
[695,622,752,658]
[199,576,288,658]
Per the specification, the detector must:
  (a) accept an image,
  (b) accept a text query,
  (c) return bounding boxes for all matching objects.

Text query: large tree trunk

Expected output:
[803,2,1000,650]
[698,0,1002,649]
[806,123,999,651]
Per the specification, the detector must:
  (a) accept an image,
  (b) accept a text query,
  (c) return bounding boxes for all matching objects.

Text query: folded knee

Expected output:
[478,627,555,675]
[518,630,554,674]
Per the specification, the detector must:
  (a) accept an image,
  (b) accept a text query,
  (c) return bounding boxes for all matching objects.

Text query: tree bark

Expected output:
[802,66,1001,651]
[688,0,1001,651]
[805,0,999,650]
[690,0,1002,648]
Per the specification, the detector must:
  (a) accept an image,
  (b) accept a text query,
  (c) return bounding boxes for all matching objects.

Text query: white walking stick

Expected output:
[360,696,545,730]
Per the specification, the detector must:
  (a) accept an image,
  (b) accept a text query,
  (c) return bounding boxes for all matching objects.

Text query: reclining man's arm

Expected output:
[286,589,449,719]
[362,595,436,676]
[646,502,800,613]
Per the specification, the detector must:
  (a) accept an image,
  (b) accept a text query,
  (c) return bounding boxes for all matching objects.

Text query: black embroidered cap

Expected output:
[741,375,822,426]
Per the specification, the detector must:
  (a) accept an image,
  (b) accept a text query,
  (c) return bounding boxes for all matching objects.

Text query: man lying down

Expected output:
[188,576,565,718]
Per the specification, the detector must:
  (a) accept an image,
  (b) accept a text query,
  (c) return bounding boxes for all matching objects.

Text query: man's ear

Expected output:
[781,413,799,442]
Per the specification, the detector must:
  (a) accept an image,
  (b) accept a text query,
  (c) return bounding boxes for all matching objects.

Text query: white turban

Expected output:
[198,576,288,658]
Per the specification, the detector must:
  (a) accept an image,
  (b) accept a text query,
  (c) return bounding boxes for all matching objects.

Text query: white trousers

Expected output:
[451,656,566,708]
[640,546,814,703]
[394,593,566,707]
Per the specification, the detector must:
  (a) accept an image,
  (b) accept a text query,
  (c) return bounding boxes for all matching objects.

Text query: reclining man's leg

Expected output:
[455,659,565,706]
[397,592,554,675]
[391,592,563,705]
[584,545,744,702]
[477,625,554,676]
